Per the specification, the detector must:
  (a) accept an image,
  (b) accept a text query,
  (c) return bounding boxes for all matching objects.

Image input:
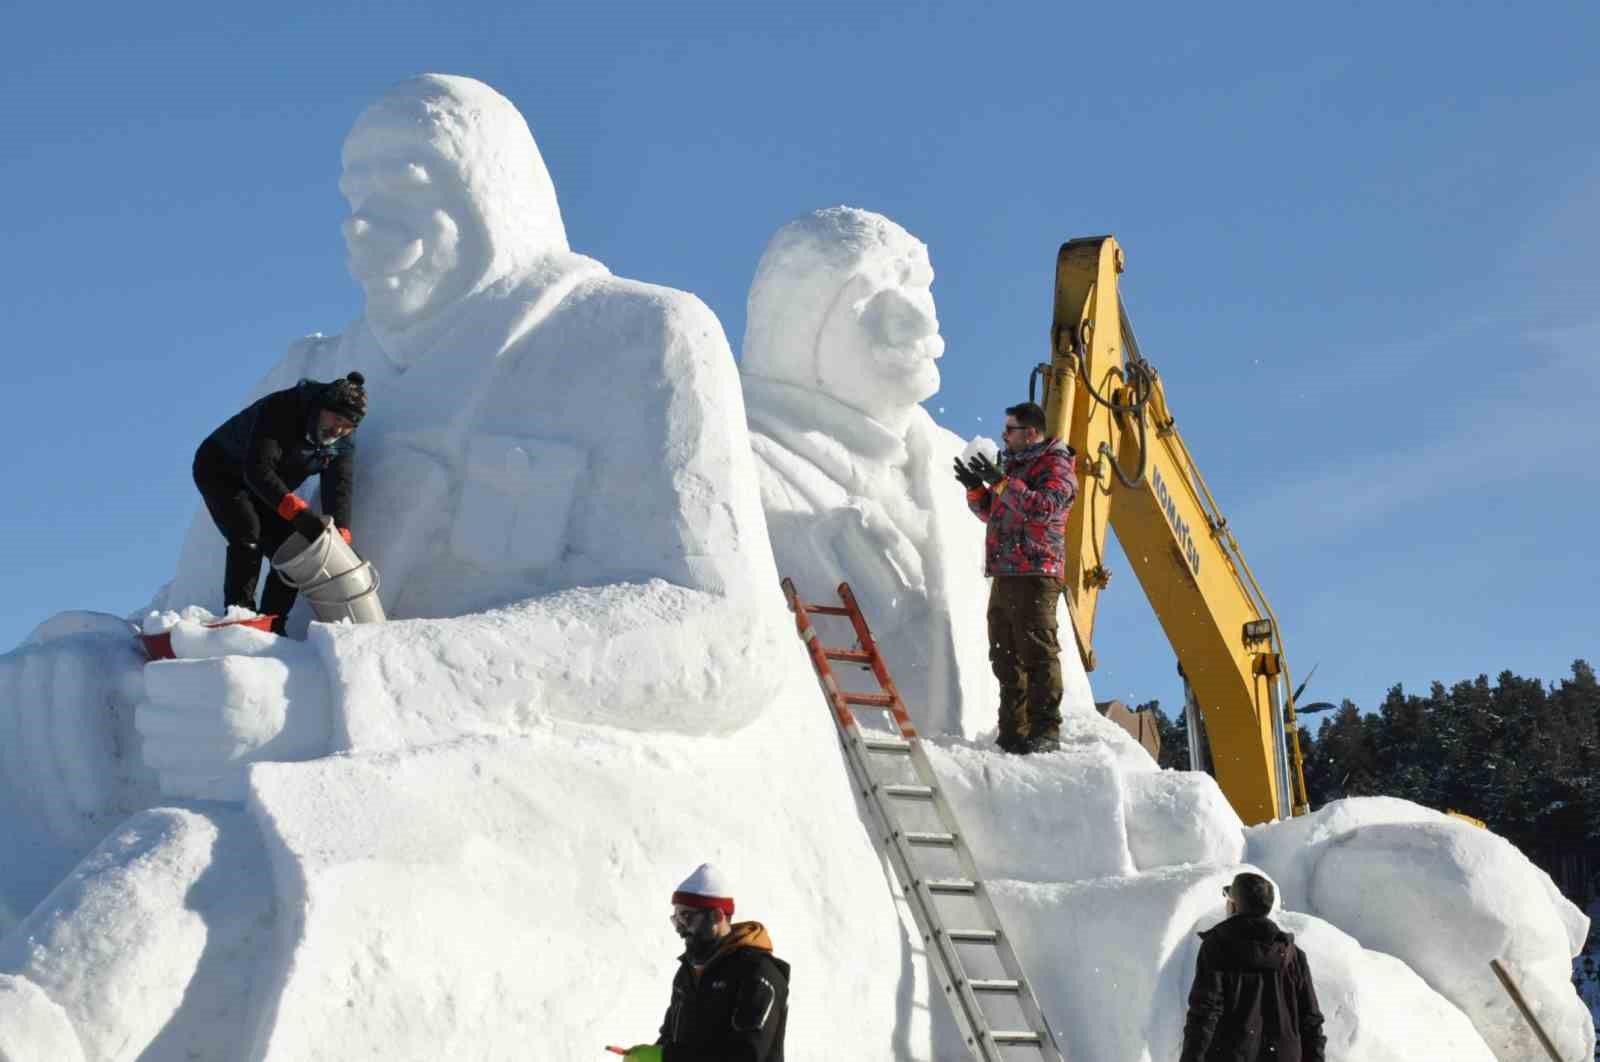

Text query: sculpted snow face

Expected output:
[337,76,568,366]
[744,207,944,434]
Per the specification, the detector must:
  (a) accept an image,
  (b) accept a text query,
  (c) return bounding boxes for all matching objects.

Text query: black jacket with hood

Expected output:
[1180,913,1326,1062]
[657,921,788,1062]
[195,379,355,528]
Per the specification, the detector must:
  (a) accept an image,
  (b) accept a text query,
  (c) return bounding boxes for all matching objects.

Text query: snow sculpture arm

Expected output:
[1178,940,1224,1062]
[134,621,332,801]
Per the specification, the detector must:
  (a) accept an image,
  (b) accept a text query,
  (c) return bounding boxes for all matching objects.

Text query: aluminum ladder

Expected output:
[781,578,1066,1062]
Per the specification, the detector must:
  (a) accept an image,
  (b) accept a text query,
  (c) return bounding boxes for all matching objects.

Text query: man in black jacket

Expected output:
[1180,872,1326,1062]
[192,372,367,633]
[617,864,789,1062]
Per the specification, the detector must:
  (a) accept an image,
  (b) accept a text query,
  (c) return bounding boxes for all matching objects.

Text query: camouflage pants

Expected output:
[987,576,1064,742]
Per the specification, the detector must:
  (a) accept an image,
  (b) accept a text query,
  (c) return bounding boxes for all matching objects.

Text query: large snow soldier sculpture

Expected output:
[741,206,1000,737]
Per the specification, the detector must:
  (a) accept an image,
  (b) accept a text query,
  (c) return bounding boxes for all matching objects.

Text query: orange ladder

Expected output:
[781,578,1066,1062]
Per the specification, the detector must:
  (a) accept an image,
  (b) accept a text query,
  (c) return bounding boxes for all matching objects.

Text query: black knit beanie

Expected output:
[322,372,367,425]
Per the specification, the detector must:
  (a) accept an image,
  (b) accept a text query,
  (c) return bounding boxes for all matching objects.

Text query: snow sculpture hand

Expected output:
[134,621,333,802]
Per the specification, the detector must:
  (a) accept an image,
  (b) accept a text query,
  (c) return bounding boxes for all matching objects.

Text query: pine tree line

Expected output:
[1149,660,1600,899]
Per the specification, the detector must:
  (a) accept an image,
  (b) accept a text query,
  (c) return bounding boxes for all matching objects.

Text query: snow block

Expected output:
[313,580,792,751]
[989,866,1226,1062]
[1311,819,1595,1062]
[1123,768,1246,871]
[927,740,1136,881]
[245,692,908,1061]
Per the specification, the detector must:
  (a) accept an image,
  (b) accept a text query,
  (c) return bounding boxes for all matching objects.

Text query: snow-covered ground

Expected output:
[0,75,1592,1061]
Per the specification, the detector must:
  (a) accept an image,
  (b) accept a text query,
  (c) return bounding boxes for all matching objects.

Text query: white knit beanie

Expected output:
[671,863,735,918]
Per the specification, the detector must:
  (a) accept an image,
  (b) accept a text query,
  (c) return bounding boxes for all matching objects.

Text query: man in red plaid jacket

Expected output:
[955,402,1078,753]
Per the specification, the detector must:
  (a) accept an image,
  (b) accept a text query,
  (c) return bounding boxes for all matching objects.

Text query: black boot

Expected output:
[260,571,298,636]
[260,572,299,630]
[223,543,263,612]
[995,689,1031,754]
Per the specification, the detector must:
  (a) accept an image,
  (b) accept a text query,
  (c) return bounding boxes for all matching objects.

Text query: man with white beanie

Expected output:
[615,864,789,1061]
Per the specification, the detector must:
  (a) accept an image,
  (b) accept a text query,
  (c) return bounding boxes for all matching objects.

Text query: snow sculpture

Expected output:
[742,207,1006,737]
[134,73,785,800]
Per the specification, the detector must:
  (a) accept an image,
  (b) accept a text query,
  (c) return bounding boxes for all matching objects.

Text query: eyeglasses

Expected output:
[670,906,710,931]
[1002,424,1028,436]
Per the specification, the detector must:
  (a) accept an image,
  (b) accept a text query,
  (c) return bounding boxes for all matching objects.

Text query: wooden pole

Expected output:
[1489,958,1566,1061]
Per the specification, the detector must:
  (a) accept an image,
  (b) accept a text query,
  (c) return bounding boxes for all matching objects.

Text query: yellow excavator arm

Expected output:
[1037,236,1309,824]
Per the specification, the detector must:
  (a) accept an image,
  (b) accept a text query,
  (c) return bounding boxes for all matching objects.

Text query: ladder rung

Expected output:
[969,978,1022,993]
[925,878,976,894]
[823,647,873,663]
[905,831,956,847]
[883,784,934,800]
[948,929,999,944]
[843,692,895,706]
[863,737,911,754]
[991,1030,1043,1045]
[804,604,852,615]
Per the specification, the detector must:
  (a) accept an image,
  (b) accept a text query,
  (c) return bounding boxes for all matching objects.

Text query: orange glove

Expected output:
[337,527,352,546]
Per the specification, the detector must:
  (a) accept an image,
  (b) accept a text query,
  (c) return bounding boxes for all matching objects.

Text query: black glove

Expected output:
[953,456,983,491]
[292,510,329,541]
[968,453,1005,487]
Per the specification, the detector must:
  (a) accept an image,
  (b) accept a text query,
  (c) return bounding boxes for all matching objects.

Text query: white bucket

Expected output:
[271,525,386,625]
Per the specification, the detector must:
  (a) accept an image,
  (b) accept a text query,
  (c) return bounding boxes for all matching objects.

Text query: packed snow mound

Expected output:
[958,436,998,468]
[0,627,154,935]
[0,808,273,1061]
[139,604,260,636]
[1273,910,1496,1061]
[990,866,1496,1062]
[242,687,906,1060]
[1251,797,1594,1061]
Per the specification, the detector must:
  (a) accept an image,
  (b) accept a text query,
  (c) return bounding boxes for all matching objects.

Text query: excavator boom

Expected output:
[1038,236,1308,823]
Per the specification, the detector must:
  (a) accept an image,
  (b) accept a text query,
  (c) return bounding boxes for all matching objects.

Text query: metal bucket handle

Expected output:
[301,563,383,609]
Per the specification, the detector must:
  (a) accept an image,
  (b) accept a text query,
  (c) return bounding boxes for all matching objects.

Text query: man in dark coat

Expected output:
[617,864,789,1062]
[191,371,367,633]
[1181,871,1326,1062]
[955,400,1078,754]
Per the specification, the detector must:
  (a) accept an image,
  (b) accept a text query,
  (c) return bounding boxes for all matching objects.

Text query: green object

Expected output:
[624,1047,662,1062]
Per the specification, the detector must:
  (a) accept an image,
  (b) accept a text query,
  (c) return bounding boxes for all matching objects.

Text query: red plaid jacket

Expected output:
[966,439,1078,577]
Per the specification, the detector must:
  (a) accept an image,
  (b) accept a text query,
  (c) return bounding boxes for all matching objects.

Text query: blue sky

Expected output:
[2,2,1595,724]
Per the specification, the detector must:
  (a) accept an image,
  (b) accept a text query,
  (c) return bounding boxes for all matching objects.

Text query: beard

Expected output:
[676,920,721,962]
